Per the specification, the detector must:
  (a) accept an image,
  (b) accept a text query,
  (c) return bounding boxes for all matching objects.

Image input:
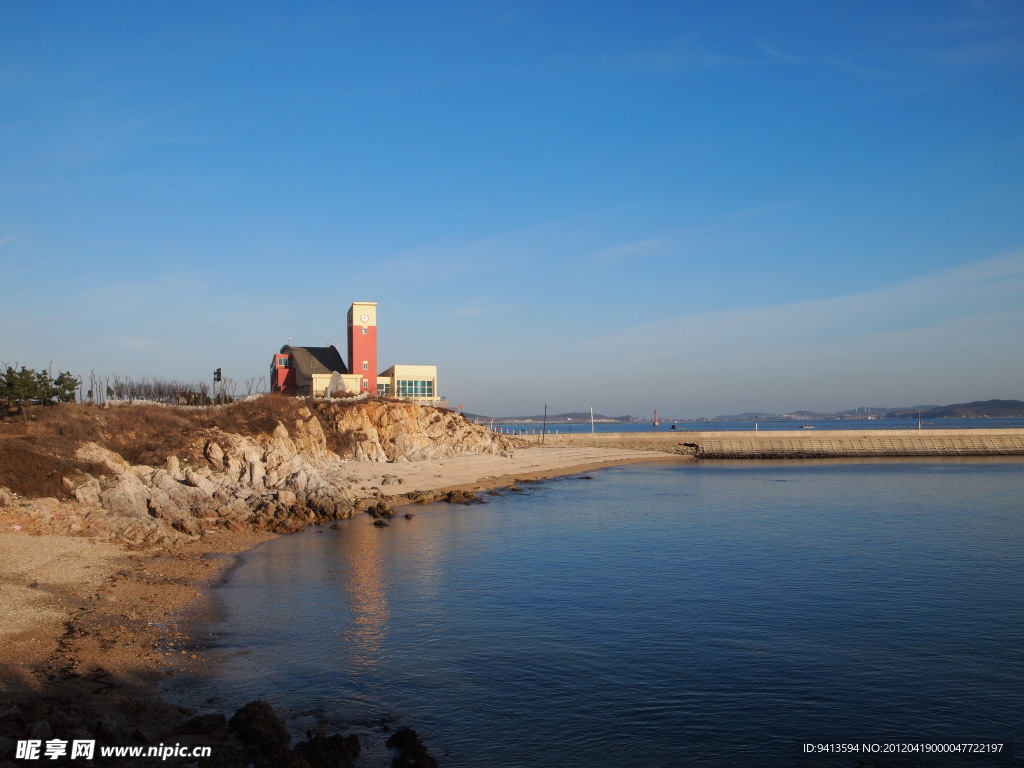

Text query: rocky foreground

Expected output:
[0,398,516,547]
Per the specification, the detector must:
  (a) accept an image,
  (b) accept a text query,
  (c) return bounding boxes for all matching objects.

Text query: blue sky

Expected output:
[2,1,1023,417]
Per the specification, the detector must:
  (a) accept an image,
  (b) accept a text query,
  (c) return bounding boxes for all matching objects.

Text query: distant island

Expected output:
[467,399,1024,424]
[714,399,1024,422]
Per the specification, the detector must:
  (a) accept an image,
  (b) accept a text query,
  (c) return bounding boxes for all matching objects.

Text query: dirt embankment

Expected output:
[0,397,515,548]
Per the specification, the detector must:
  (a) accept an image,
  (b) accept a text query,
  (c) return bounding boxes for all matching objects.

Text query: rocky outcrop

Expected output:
[0,400,515,548]
[316,400,514,461]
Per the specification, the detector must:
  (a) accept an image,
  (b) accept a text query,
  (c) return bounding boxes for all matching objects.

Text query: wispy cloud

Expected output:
[444,300,493,319]
[530,33,744,80]
[593,239,671,262]
[756,41,802,65]
[575,250,1024,411]
[590,45,742,75]
[596,249,1024,350]
[926,38,1024,67]
[756,40,922,89]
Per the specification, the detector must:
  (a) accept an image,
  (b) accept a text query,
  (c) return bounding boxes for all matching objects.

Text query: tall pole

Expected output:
[542,404,547,444]
[590,406,594,434]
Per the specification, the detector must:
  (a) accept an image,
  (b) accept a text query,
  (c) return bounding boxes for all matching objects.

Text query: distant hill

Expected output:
[463,411,634,423]
[885,399,1024,419]
[465,400,1023,424]
[703,400,1021,422]
[711,412,791,421]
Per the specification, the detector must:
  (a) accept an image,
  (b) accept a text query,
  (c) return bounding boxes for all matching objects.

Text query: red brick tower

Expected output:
[347,302,378,394]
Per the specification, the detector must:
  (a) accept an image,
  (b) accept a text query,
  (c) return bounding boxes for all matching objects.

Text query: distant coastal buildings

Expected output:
[271,301,440,403]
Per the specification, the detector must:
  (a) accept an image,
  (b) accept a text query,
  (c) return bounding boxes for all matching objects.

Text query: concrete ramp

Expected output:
[524,429,1024,458]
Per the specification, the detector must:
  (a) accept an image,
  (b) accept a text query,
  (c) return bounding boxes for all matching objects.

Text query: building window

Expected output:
[362,327,368,335]
[276,357,291,368]
[396,379,434,398]
[362,379,368,389]
[362,361,368,371]
[378,382,391,395]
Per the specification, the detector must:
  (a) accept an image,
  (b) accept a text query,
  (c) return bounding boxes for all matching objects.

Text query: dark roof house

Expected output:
[281,345,348,377]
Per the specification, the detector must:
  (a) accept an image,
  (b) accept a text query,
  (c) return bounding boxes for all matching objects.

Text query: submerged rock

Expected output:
[292,731,361,768]
[387,726,438,768]
[229,699,289,749]
[443,490,485,505]
[366,501,395,519]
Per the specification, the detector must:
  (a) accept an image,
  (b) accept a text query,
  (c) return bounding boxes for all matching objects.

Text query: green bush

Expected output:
[1,365,77,411]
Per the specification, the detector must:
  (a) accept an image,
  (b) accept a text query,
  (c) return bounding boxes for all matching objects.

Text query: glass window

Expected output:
[362,327,368,335]
[362,361,368,371]
[394,379,434,397]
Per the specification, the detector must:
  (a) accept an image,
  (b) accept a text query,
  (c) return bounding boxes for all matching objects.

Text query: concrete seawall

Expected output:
[517,428,1024,458]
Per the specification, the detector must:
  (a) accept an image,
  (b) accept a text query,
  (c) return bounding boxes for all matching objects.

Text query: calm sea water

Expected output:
[496,417,1024,434]
[178,459,1024,767]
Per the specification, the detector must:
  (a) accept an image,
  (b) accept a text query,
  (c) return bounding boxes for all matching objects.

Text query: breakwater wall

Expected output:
[517,429,1024,459]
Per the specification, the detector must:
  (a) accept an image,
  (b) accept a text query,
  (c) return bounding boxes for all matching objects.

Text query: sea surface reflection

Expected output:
[177,459,1024,767]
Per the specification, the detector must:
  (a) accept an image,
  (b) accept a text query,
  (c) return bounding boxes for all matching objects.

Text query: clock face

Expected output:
[360,313,369,323]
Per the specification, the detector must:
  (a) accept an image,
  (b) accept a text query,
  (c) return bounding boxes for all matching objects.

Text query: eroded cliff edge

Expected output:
[0,397,516,548]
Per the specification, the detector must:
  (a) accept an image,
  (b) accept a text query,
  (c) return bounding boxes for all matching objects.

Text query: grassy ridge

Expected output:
[0,396,324,499]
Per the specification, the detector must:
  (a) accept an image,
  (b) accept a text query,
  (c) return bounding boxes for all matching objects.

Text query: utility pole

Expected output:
[542,404,547,444]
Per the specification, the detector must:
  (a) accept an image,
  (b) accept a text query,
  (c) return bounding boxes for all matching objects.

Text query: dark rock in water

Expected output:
[229,700,290,749]
[404,513,414,519]
[292,731,361,768]
[177,712,227,736]
[366,501,395,519]
[578,475,593,480]
[373,519,390,527]
[506,485,524,493]
[387,726,438,768]
[443,490,485,505]
[486,489,502,496]
[330,522,343,529]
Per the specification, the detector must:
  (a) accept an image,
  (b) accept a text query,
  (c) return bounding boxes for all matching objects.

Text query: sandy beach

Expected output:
[0,444,676,765]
